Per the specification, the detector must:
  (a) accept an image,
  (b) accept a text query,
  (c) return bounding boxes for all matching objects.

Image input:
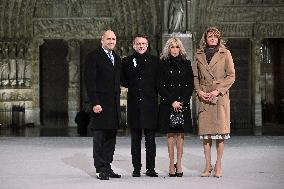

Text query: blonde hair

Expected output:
[160,37,187,60]
[199,27,225,50]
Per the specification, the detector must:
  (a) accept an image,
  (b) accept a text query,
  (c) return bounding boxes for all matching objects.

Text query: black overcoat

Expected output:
[84,47,121,130]
[158,56,194,133]
[121,52,159,129]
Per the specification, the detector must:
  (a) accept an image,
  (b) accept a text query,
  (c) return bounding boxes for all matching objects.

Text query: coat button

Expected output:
[139,98,142,101]
[178,84,181,86]
[170,70,172,73]
[139,77,142,80]
[163,84,166,87]
[179,71,181,74]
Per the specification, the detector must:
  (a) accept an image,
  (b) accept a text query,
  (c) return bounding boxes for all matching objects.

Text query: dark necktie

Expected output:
[107,52,114,65]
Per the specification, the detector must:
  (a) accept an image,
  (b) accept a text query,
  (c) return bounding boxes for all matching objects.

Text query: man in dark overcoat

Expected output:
[121,34,159,177]
[84,29,121,180]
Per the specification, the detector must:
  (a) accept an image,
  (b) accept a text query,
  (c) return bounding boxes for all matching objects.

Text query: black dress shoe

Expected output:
[108,169,121,178]
[96,172,109,180]
[146,170,158,177]
[132,170,141,177]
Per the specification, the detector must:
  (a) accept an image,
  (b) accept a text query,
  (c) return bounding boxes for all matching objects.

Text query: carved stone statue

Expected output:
[67,0,83,17]
[17,44,25,86]
[168,0,184,33]
[9,43,17,86]
[1,43,9,86]
[24,45,33,87]
[67,40,79,87]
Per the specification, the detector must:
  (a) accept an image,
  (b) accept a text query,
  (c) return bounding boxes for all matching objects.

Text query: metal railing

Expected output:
[0,106,25,128]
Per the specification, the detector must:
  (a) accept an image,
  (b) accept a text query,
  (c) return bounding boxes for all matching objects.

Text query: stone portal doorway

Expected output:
[261,39,284,128]
[40,39,69,135]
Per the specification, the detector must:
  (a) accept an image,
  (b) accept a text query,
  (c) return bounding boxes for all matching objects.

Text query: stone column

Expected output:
[32,39,44,126]
[251,37,263,135]
[66,39,80,128]
[24,41,36,126]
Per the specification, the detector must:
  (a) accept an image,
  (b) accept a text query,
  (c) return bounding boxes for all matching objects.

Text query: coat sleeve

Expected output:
[84,52,100,106]
[120,58,128,88]
[192,55,201,94]
[181,63,194,105]
[158,62,175,105]
[216,50,235,95]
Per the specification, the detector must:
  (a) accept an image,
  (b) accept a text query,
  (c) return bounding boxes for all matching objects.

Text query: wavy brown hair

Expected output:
[160,37,187,60]
[199,27,226,50]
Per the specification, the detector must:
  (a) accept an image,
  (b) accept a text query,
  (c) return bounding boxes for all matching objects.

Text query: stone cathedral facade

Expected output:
[0,0,284,135]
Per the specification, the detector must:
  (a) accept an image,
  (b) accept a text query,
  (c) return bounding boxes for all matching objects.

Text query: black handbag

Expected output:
[169,110,185,128]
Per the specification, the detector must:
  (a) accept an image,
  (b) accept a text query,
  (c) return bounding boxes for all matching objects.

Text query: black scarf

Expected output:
[133,51,147,63]
[204,46,218,64]
[169,54,182,63]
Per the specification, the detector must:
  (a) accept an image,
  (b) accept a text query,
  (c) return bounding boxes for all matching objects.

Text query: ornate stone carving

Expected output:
[66,0,83,17]
[33,17,113,39]
[0,89,33,102]
[217,23,253,37]
[254,23,284,38]
[214,6,284,22]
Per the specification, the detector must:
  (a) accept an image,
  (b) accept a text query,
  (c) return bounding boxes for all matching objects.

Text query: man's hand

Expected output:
[93,105,102,113]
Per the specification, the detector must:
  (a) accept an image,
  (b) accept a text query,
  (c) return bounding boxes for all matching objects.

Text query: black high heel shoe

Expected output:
[175,163,183,177]
[175,172,183,177]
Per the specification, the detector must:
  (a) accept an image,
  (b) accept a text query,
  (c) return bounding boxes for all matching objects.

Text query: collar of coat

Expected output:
[196,46,227,68]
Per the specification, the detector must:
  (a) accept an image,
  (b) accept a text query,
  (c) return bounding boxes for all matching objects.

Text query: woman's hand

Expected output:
[172,101,183,112]
[209,90,220,97]
[208,90,220,104]
[198,91,210,101]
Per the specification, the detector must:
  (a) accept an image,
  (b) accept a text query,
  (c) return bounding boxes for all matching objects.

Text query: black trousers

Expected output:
[93,130,117,173]
[131,128,156,171]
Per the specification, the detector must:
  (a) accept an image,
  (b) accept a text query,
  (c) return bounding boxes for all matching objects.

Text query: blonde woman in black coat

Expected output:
[158,37,194,177]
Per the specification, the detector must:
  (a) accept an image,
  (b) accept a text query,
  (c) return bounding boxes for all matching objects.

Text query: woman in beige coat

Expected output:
[192,27,235,178]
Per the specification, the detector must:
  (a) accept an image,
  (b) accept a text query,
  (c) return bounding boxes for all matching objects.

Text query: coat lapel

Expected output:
[99,47,115,68]
[196,49,207,67]
[208,47,226,68]
[196,49,215,78]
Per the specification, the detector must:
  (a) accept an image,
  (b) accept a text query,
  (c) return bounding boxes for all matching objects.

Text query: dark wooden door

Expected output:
[40,39,68,128]
[261,39,284,125]
[226,38,252,131]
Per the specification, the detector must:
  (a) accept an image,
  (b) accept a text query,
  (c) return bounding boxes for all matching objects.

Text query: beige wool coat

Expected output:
[192,47,235,135]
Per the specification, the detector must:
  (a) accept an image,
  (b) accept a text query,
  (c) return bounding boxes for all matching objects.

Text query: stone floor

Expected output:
[0,136,283,189]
